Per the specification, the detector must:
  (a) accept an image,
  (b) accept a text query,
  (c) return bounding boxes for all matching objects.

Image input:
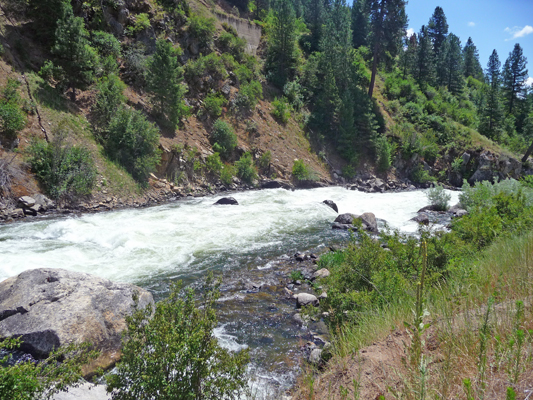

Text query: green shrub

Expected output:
[28,135,97,200]
[185,53,228,82]
[0,101,25,139]
[122,43,148,87]
[271,97,291,123]
[234,80,262,110]
[256,150,271,171]
[205,152,223,177]
[426,184,451,211]
[105,107,161,183]
[106,278,250,399]
[203,93,226,118]
[283,79,304,110]
[91,31,121,58]
[374,135,392,172]
[234,64,253,84]
[235,152,257,183]
[1,338,99,400]
[410,165,435,184]
[93,74,126,131]
[218,31,246,60]
[211,119,237,159]
[220,164,234,186]
[126,13,151,35]
[292,159,310,181]
[188,13,216,47]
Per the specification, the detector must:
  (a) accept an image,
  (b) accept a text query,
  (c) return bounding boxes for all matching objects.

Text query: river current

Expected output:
[0,187,459,398]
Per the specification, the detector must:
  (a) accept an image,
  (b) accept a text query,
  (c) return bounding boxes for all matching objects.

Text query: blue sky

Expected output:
[404,0,533,84]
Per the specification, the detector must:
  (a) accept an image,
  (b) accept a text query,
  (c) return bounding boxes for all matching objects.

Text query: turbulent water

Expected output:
[0,186,459,398]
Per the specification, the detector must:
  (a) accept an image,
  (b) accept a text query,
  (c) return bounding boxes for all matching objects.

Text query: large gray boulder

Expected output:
[294,293,319,308]
[0,268,153,372]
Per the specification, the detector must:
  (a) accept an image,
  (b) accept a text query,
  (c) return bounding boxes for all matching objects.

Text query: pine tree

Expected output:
[51,2,99,102]
[399,33,417,78]
[367,0,407,97]
[351,0,370,49]
[303,0,325,53]
[502,43,528,115]
[147,40,188,129]
[427,6,448,57]
[442,34,463,94]
[28,0,68,45]
[416,25,434,89]
[480,50,504,140]
[463,37,483,80]
[265,0,300,88]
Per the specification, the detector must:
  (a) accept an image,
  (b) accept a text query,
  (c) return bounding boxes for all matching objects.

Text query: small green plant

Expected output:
[126,13,151,35]
[256,151,271,171]
[0,79,26,139]
[234,80,263,110]
[235,152,257,184]
[28,134,97,201]
[290,270,304,282]
[292,159,310,181]
[205,152,223,177]
[374,135,392,172]
[220,164,234,186]
[451,157,464,172]
[203,93,226,117]
[271,97,291,123]
[188,13,216,48]
[506,387,517,400]
[211,119,238,159]
[426,184,451,211]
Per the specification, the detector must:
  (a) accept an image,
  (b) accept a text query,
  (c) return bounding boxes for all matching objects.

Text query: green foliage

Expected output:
[91,31,121,58]
[203,93,226,118]
[0,338,99,400]
[235,152,257,183]
[188,13,216,48]
[283,79,304,110]
[292,159,310,181]
[374,135,392,172]
[122,43,148,87]
[290,270,304,282]
[105,107,161,183]
[93,74,126,131]
[410,165,436,184]
[220,164,234,186]
[28,134,97,200]
[271,97,291,123]
[0,79,26,139]
[210,119,237,159]
[106,278,250,400]
[426,184,451,211]
[147,40,189,128]
[185,53,228,83]
[205,152,223,177]
[126,13,151,35]
[218,31,246,61]
[51,1,99,101]
[234,80,263,110]
[256,150,271,171]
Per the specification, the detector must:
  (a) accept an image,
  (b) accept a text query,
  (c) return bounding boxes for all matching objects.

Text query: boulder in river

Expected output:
[294,293,319,308]
[214,197,239,205]
[0,268,153,373]
[334,213,359,225]
[322,200,338,213]
[332,212,379,233]
[360,212,378,233]
[411,212,429,225]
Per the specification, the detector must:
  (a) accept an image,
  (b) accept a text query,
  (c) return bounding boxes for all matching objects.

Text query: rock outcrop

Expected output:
[0,268,153,373]
[214,197,239,205]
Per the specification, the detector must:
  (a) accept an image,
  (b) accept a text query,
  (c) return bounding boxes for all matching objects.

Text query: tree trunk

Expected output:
[522,140,533,162]
[368,2,384,98]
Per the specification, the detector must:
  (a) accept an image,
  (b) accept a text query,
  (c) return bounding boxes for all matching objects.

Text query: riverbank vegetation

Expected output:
[294,178,533,399]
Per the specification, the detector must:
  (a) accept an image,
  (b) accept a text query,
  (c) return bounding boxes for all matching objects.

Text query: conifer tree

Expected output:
[427,6,448,57]
[51,2,99,102]
[442,33,463,94]
[399,33,417,78]
[28,0,68,44]
[480,50,504,140]
[463,37,483,80]
[265,0,300,88]
[351,0,370,49]
[416,25,434,89]
[147,40,188,129]
[303,0,325,53]
[367,0,407,97]
[503,43,528,115]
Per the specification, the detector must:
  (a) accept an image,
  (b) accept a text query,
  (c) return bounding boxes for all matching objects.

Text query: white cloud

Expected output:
[526,77,533,87]
[406,28,415,38]
[468,22,476,27]
[505,25,533,41]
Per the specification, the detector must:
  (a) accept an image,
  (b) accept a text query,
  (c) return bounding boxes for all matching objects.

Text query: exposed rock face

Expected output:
[214,197,239,205]
[0,268,153,372]
[322,200,338,213]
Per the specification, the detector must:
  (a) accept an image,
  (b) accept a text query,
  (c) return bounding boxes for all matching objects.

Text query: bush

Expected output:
[93,74,126,131]
[218,31,246,60]
[0,101,25,139]
[205,152,223,177]
[91,31,121,58]
[126,13,151,35]
[211,119,237,159]
[283,79,304,110]
[410,165,435,184]
[185,53,228,83]
[292,159,310,181]
[271,97,291,123]
[28,135,97,200]
[374,135,392,172]
[220,164,234,186]
[122,44,148,87]
[105,107,161,183]
[426,184,451,211]
[235,152,257,184]
[234,80,262,110]
[256,150,271,171]
[188,13,216,48]
[203,93,226,118]
[106,278,250,399]
[1,338,99,400]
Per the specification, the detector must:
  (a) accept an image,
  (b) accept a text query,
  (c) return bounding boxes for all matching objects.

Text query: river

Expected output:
[0,186,460,398]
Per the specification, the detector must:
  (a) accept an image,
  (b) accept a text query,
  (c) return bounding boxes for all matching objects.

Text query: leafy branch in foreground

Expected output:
[106,276,250,400]
[0,338,99,400]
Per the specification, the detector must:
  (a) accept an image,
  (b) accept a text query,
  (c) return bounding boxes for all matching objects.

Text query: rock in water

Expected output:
[360,212,378,233]
[0,268,153,373]
[322,200,338,213]
[294,293,319,308]
[411,213,429,225]
[334,213,359,225]
[214,197,239,205]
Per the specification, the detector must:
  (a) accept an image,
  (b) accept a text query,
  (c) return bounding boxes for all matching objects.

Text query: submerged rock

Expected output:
[214,197,239,205]
[0,268,153,373]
